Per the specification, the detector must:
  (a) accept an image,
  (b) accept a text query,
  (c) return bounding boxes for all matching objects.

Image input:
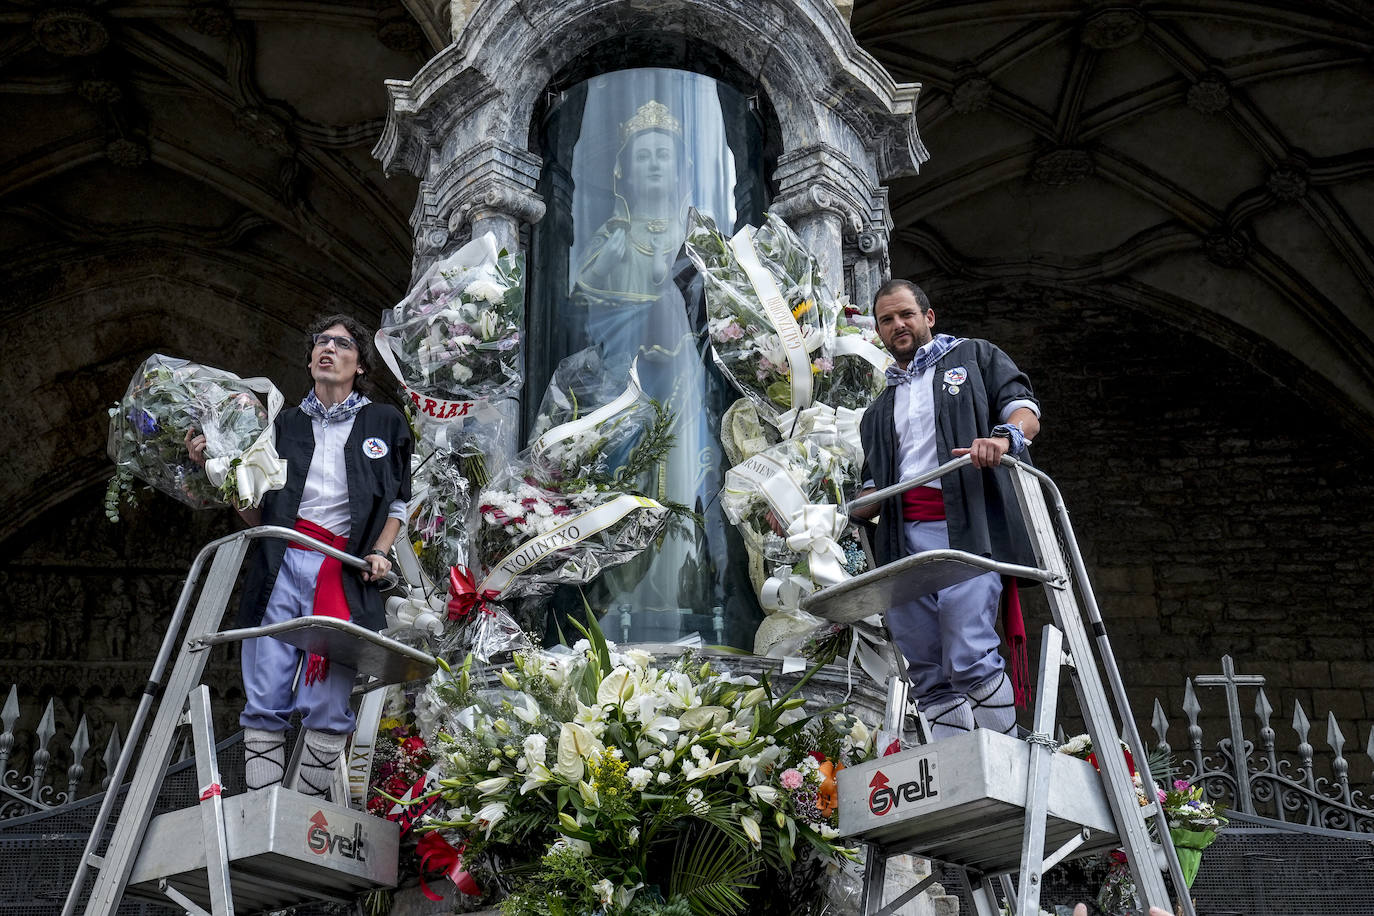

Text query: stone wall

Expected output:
[944,281,1374,766]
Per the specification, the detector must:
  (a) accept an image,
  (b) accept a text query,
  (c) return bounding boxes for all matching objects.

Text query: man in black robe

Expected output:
[189,314,411,795]
[852,280,1040,738]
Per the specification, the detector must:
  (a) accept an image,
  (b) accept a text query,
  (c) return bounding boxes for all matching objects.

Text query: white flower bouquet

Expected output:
[684,211,890,432]
[375,233,524,423]
[416,613,879,915]
[104,354,284,521]
[721,433,868,588]
[526,348,665,490]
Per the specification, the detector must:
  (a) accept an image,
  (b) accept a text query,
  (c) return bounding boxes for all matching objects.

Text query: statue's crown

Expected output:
[621,101,681,143]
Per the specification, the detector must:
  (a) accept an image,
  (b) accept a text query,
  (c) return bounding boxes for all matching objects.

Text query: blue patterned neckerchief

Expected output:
[301,389,368,422]
[884,333,963,386]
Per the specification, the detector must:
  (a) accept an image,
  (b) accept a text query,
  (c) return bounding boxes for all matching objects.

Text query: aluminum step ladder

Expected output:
[61,526,438,916]
[805,456,1197,916]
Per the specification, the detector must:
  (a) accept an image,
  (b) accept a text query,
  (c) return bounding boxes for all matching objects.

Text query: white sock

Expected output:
[243,728,286,790]
[969,671,1017,735]
[922,695,974,739]
[298,729,348,798]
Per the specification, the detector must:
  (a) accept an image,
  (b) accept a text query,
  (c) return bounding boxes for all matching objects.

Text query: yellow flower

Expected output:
[792,299,814,320]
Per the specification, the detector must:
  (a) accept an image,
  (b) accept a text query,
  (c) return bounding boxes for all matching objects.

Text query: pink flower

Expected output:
[780,768,803,790]
[1174,779,1191,791]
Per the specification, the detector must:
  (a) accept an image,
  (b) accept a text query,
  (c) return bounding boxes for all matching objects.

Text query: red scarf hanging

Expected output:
[289,518,350,685]
[898,486,1030,708]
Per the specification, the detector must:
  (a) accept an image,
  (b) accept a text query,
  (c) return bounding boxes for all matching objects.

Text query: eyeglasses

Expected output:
[312,334,356,350]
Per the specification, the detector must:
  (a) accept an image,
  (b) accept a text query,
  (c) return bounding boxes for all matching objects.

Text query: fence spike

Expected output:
[1292,700,1311,743]
[1328,712,1346,758]
[67,717,90,803]
[102,726,122,791]
[1151,698,1170,754]
[29,700,56,802]
[0,686,16,784]
[1182,678,1200,724]
[1,685,17,731]
[1255,687,1273,727]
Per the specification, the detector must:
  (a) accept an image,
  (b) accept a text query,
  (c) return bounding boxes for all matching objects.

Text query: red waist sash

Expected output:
[289,518,350,684]
[902,486,946,521]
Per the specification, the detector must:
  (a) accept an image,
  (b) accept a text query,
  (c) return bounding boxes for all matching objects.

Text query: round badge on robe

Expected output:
[947,385,961,395]
[943,367,968,386]
[362,437,389,459]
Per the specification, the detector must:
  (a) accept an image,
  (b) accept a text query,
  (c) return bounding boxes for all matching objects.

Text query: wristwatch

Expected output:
[366,548,389,558]
[989,423,1028,455]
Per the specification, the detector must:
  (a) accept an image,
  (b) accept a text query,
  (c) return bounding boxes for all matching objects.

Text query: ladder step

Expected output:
[802,550,1056,624]
[199,618,437,687]
[126,786,398,912]
[838,730,1122,875]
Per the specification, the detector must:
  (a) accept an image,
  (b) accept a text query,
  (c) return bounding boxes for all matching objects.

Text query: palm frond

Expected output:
[669,822,760,916]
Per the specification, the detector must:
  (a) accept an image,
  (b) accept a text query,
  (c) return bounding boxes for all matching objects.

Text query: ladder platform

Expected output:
[801,550,1056,624]
[127,786,398,912]
[838,729,1124,874]
[203,618,437,687]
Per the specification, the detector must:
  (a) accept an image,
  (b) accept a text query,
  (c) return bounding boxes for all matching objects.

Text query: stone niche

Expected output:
[372,0,927,647]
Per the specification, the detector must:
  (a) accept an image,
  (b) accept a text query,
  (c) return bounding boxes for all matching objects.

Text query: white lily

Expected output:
[741,814,762,849]
[475,776,511,796]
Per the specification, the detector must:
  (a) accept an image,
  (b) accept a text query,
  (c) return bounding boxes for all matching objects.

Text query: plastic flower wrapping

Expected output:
[411,615,880,916]
[104,354,285,521]
[374,232,524,432]
[408,444,473,590]
[464,351,684,605]
[683,209,888,433]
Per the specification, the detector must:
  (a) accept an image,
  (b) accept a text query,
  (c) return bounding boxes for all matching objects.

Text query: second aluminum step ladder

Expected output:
[804,456,1197,916]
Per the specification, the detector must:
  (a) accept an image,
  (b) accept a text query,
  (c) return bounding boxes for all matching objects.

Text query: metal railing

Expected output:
[1148,655,1374,833]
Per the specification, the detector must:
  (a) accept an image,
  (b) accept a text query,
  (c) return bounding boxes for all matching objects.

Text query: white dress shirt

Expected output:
[297,412,406,539]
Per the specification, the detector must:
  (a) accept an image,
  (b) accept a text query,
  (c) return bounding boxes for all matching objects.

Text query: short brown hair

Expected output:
[874,278,931,314]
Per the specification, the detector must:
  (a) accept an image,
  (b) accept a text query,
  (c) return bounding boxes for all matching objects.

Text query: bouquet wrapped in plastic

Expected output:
[684,210,890,432]
[467,353,682,602]
[105,354,285,521]
[408,444,473,589]
[374,232,524,433]
[526,348,667,490]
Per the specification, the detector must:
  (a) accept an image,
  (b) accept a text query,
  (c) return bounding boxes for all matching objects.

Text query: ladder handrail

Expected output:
[63,526,398,916]
[848,455,1196,916]
[849,454,975,514]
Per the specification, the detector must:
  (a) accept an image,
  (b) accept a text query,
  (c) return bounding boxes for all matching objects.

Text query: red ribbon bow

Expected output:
[447,566,497,620]
[415,831,481,900]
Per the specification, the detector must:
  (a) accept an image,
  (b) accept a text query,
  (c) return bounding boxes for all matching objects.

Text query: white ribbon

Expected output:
[479,494,665,598]
[729,227,813,414]
[532,359,643,457]
[833,332,893,372]
[845,619,898,699]
[385,587,445,637]
[784,504,851,588]
[771,403,867,462]
[203,375,286,509]
[759,564,815,614]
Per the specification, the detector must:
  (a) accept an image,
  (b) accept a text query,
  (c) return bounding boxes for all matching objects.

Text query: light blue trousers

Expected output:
[887,518,1005,707]
[239,547,357,734]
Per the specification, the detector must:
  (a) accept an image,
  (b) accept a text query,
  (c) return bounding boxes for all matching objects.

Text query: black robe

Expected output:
[859,337,1038,569]
[237,402,412,631]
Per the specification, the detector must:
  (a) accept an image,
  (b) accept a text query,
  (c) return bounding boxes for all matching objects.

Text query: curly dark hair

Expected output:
[306,313,375,391]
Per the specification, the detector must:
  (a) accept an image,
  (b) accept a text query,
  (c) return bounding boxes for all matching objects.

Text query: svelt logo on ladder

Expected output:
[306,810,368,861]
[868,757,940,816]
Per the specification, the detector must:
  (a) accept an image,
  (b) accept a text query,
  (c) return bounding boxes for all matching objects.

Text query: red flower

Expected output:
[402,736,428,756]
